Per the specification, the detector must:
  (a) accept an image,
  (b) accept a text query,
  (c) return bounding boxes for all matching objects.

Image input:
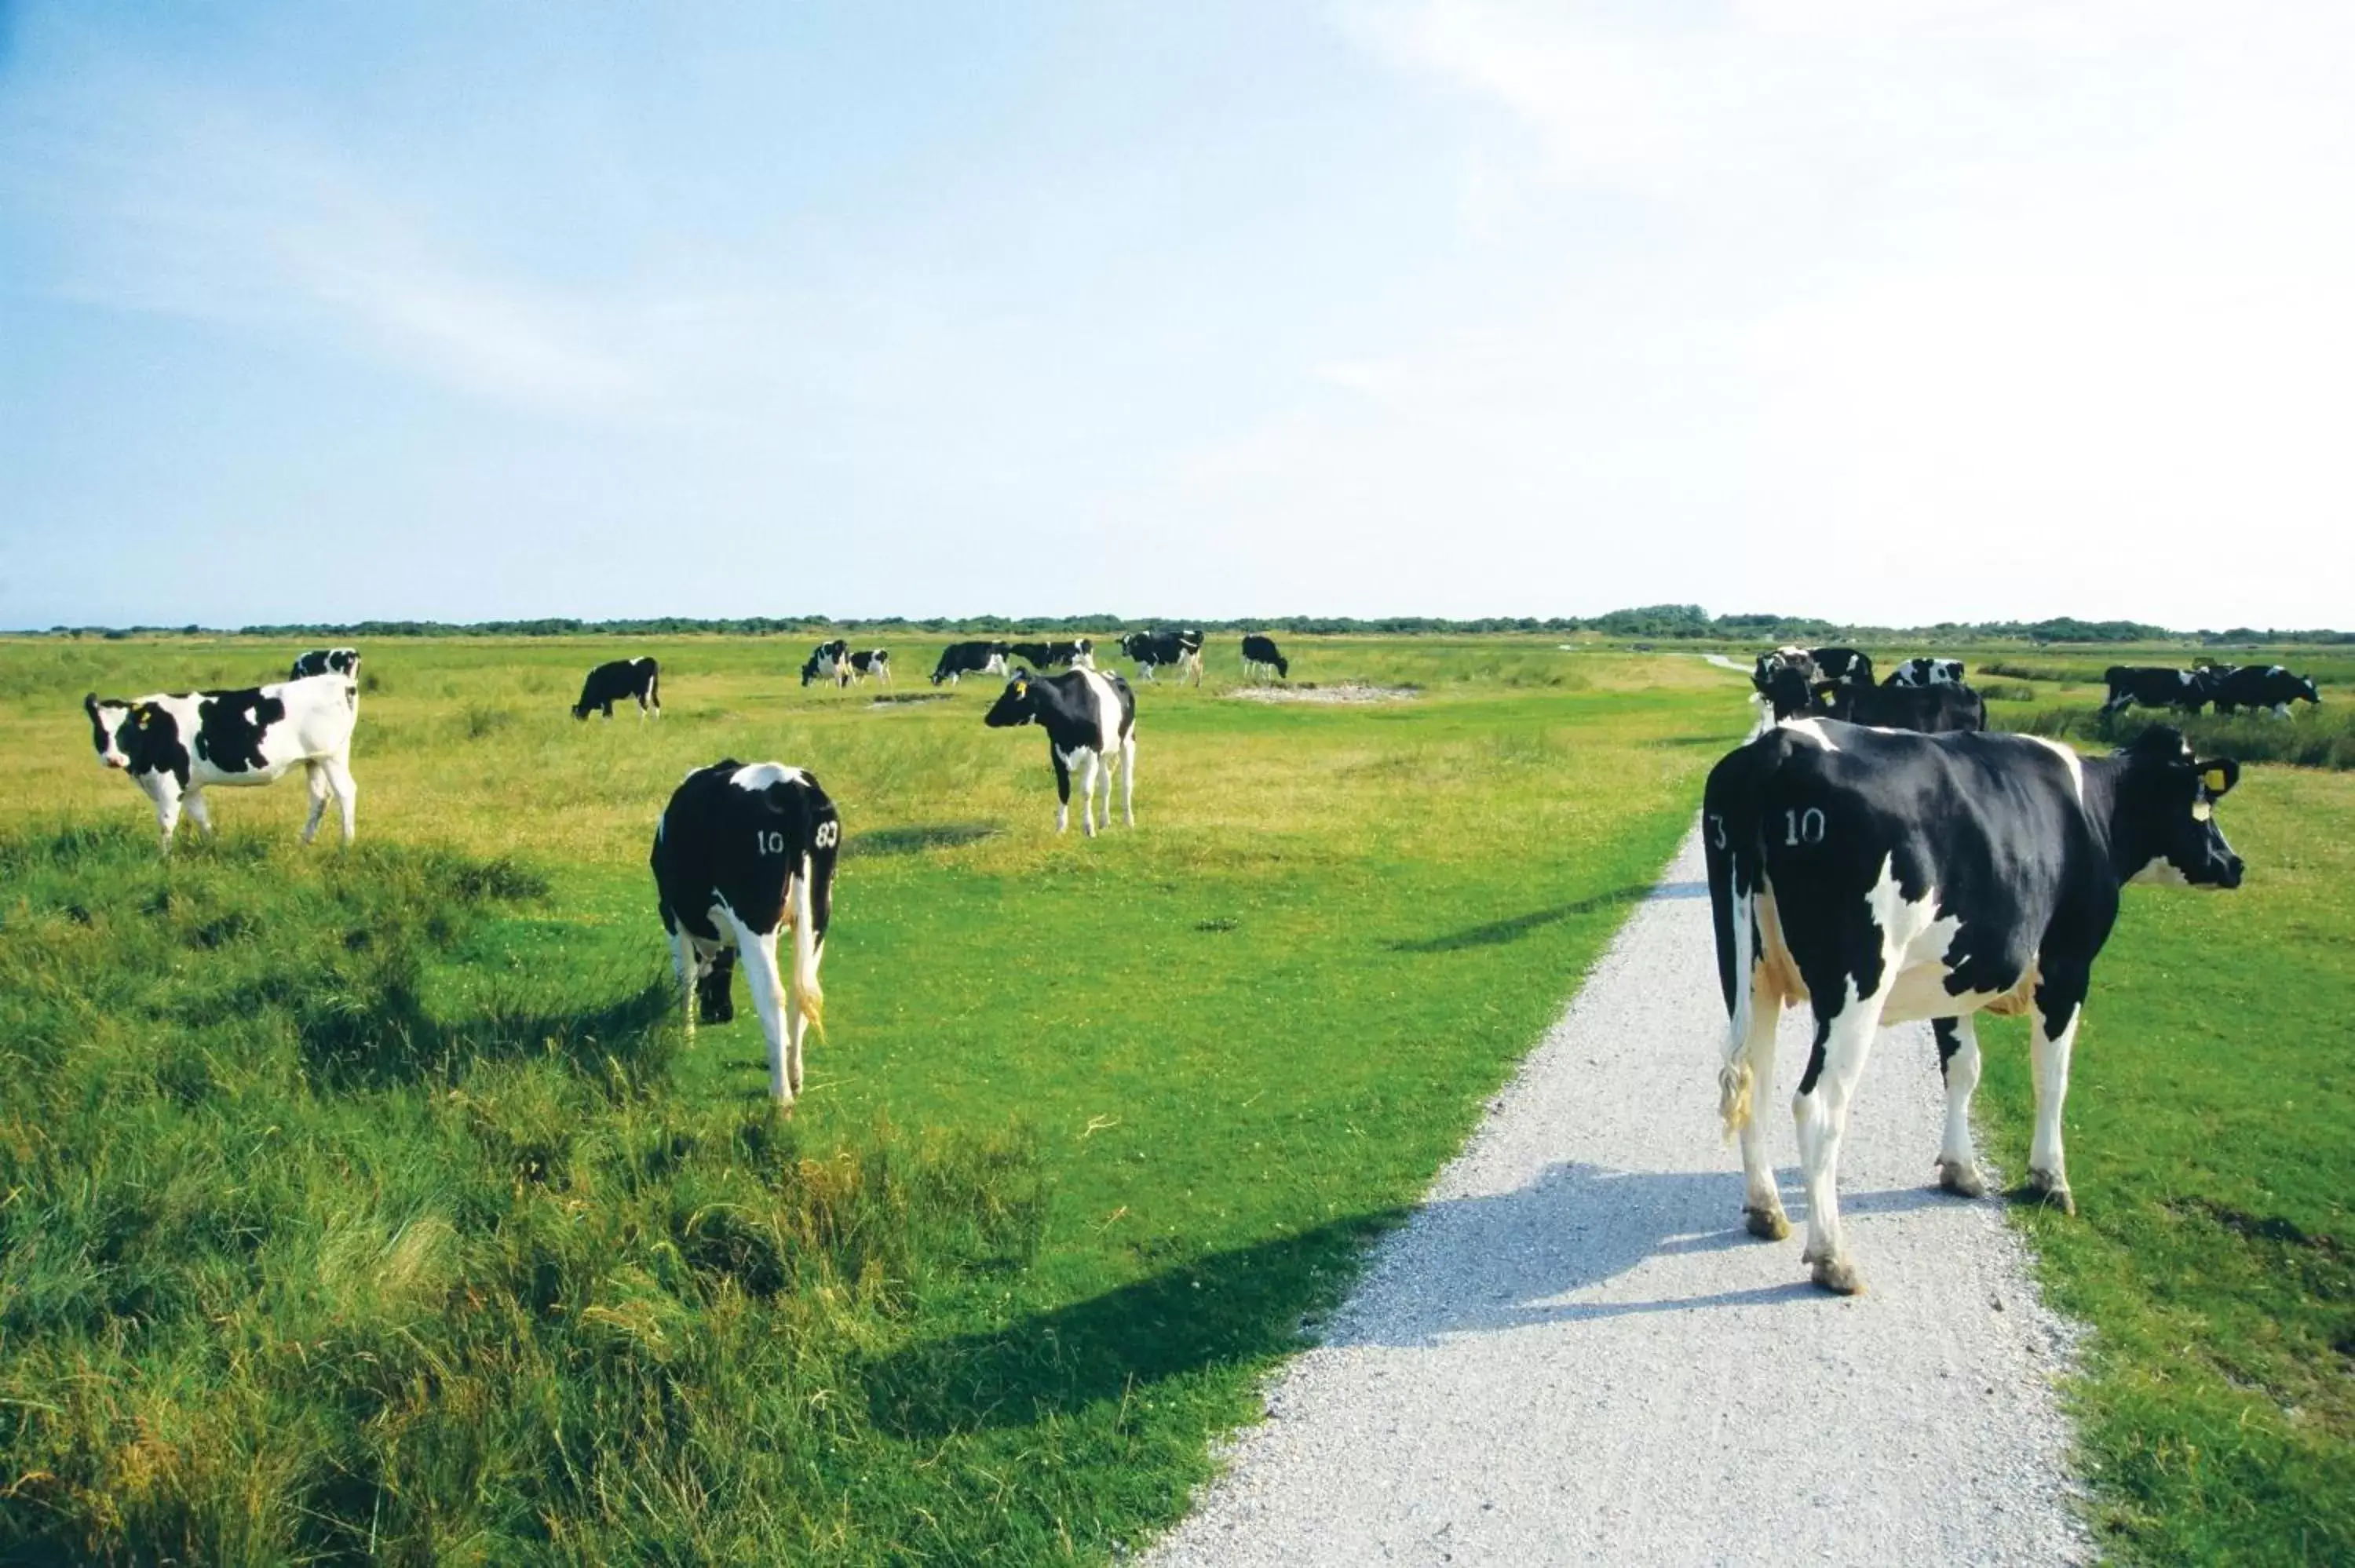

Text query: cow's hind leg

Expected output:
[320,756,358,844]
[2028,972,2087,1214]
[1933,1016,1989,1198]
[666,924,699,1039]
[728,913,794,1107]
[183,789,217,838]
[1119,735,1136,826]
[300,763,330,843]
[1793,997,1887,1293]
[1052,750,1074,834]
[1733,971,1788,1239]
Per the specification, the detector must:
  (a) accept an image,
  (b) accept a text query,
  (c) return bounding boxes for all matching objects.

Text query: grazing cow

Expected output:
[573,657,661,720]
[1884,657,1964,687]
[1704,722,2244,1293]
[1808,647,1875,687]
[931,640,1010,686]
[847,649,891,685]
[1119,630,1204,686]
[1760,665,1987,733]
[290,647,360,680]
[1006,639,1096,670]
[801,652,843,688]
[983,668,1137,836]
[1241,634,1291,680]
[2101,665,2213,715]
[651,760,840,1107]
[84,673,360,851]
[2209,665,2320,718]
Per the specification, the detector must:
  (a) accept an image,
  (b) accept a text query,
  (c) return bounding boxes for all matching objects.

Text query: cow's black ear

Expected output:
[2200,759,2240,797]
[84,693,100,717]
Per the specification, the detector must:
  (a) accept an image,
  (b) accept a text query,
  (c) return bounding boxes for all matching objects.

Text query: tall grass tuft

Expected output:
[0,826,1044,1563]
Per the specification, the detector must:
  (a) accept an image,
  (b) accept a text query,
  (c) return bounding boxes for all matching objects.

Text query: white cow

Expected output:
[84,673,360,850]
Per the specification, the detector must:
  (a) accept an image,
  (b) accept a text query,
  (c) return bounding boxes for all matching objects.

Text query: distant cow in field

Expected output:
[1705,720,2244,1293]
[847,649,890,684]
[984,668,1137,836]
[1884,658,1964,687]
[574,657,661,720]
[2101,665,2213,716]
[1119,630,1203,685]
[1241,634,1290,680]
[2209,665,2320,717]
[1007,639,1095,671]
[931,641,1010,686]
[1761,665,1987,734]
[652,760,841,1107]
[84,672,361,851]
[290,647,360,680]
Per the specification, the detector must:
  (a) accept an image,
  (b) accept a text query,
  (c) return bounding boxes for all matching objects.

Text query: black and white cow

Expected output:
[1119,630,1203,686]
[1760,665,1987,733]
[1883,657,1964,687]
[847,649,890,685]
[2209,665,2320,718]
[1703,721,2244,1293]
[931,641,1011,686]
[983,668,1137,836]
[84,673,361,851]
[2101,665,2213,715]
[1809,647,1874,687]
[1750,645,1871,703]
[290,647,360,680]
[574,657,661,720]
[812,639,851,667]
[1241,634,1290,680]
[1006,639,1095,671]
[651,760,841,1107]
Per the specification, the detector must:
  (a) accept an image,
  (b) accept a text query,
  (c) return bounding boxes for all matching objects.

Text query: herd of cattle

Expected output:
[74,635,2320,1291]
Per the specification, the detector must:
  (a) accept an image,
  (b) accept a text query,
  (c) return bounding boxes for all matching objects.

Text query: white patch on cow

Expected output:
[2023,735,2085,806]
[728,762,807,793]
[2130,856,2189,887]
[1776,717,1840,751]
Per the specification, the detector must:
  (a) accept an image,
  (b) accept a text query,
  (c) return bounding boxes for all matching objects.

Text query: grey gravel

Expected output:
[1145,825,2087,1567]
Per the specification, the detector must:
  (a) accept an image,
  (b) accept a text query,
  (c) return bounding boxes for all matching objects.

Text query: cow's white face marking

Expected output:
[2024,736,2085,805]
[1777,717,1840,751]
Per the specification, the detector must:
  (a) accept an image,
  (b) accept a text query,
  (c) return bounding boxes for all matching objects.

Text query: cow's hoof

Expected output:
[1743,1205,1791,1241]
[1811,1256,1865,1295]
[2028,1177,2076,1217]
[1937,1159,1988,1198]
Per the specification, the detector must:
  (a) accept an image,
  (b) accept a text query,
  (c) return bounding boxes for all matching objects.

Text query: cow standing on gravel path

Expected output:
[1704,721,2244,1293]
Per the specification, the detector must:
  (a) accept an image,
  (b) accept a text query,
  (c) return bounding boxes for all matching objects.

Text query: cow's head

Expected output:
[2118,727,2244,889]
[800,656,825,687]
[1119,633,1149,661]
[2296,675,2321,704]
[983,672,1039,727]
[85,694,133,768]
[1756,665,1820,720]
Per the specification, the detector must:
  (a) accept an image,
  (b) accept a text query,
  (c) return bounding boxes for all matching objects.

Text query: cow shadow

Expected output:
[846,822,1000,857]
[861,1162,1947,1437]
[1389,880,1704,954]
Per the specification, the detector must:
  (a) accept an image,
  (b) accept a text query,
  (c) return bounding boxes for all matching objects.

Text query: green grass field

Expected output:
[3,631,2348,1564]
[0,633,1742,1564]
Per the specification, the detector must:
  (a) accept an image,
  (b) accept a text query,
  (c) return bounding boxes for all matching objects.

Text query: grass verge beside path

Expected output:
[1971,707,2355,1563]
[0,636,1743,1563]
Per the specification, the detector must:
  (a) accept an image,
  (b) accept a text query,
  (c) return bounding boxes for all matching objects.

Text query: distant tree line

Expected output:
[31,607,2355,645]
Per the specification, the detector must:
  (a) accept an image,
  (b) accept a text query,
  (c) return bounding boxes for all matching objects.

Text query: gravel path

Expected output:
[1145,826,2086,1567]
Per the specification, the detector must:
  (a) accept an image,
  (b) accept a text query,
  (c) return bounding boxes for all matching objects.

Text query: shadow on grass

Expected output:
[1389,884,1656,952]
[863,1161,1942,1436]
[848,822,1001,857]
[298,969,677,1090]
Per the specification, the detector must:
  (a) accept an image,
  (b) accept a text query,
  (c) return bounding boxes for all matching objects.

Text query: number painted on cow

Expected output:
[755,830,786,855]
[1784,808,1827,846]
[814,820,839,849]
[1708,813,1728,850]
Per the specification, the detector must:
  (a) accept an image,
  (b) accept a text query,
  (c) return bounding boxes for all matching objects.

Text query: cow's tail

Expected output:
[647,662,662,714]
[1703,742,1770,1138]
[787,853,824,1035]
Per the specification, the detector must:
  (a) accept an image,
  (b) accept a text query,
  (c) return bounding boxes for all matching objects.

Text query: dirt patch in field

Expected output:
[1226,683,1420,705]
[869,691,955,708]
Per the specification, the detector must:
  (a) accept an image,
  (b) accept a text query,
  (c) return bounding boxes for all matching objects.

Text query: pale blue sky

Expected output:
[5,2,2351,629]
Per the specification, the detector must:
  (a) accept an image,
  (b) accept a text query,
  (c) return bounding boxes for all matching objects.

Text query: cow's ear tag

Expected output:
[1014,680,1028,698]
[2203,768,2229,793]
[2191,800,2212,822]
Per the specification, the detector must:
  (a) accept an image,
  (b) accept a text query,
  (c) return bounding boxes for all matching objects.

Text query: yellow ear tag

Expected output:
[2203,768,2228,793]
[1014,680,1028,698]
[2191,800,2211,822]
